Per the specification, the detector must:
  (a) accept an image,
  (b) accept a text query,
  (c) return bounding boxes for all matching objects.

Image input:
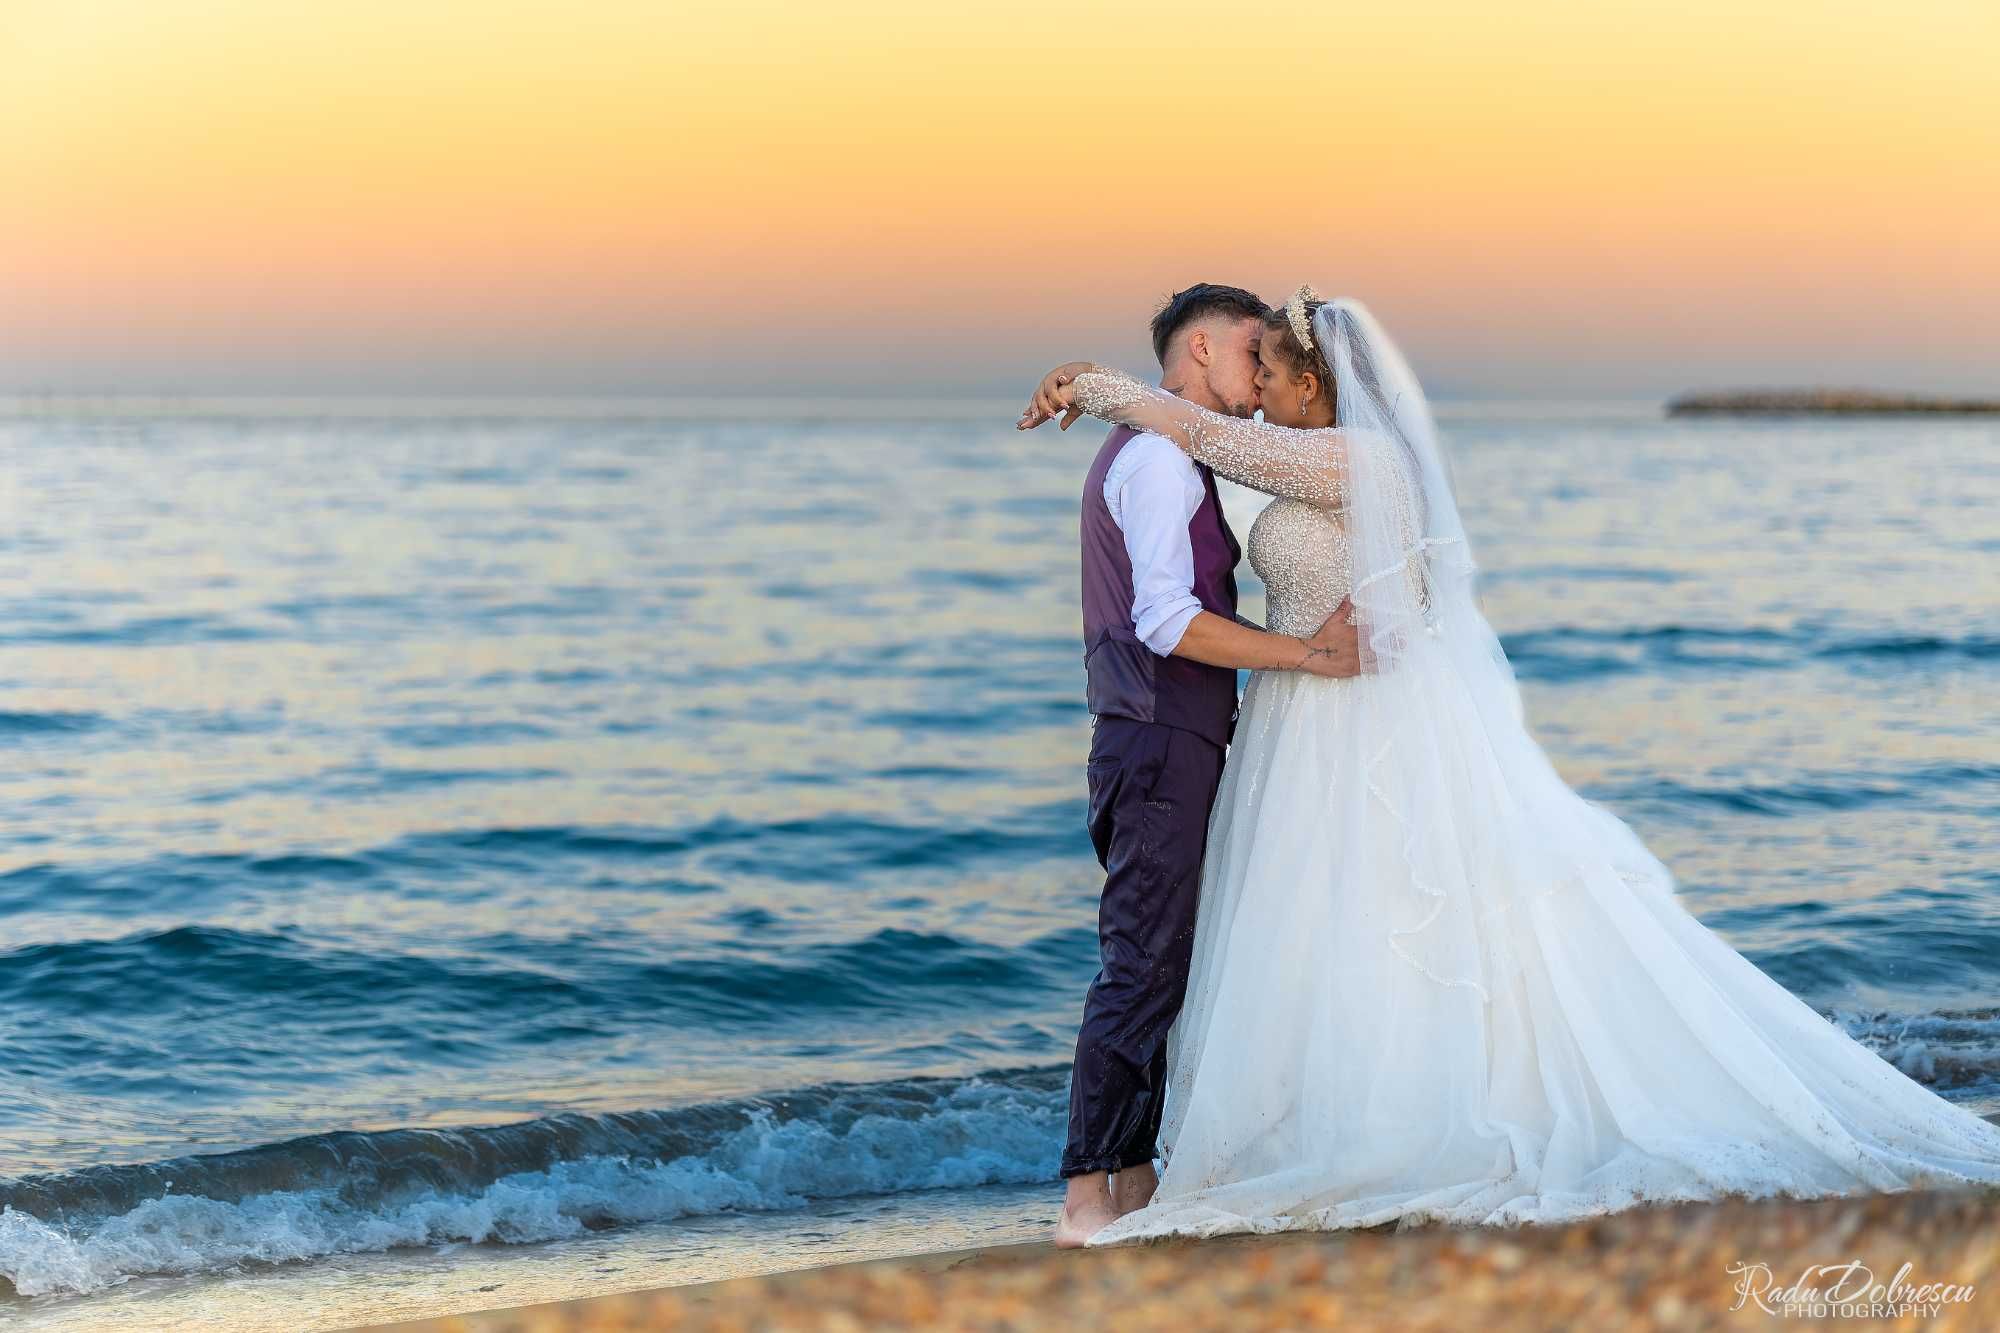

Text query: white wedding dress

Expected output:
[1063,307,2000,1246]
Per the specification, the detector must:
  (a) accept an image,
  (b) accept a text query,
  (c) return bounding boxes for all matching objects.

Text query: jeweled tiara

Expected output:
[1285,284,1322,358]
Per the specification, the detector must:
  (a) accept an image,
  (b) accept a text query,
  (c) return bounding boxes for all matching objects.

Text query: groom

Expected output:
[1054,283,1362,1246]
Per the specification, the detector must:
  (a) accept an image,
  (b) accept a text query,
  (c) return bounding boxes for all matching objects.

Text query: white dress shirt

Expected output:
[1103,431,1207,657]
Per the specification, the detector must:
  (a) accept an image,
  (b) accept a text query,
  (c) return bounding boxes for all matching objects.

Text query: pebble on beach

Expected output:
[383,1185,2000,1332]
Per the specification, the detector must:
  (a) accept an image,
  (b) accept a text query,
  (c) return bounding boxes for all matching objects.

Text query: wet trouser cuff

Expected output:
[1059,1144,1157,1179]
[1058,1153,1124,1179]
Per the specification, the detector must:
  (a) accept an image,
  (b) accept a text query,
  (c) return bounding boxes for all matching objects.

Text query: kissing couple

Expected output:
[1017,283,2000,1247]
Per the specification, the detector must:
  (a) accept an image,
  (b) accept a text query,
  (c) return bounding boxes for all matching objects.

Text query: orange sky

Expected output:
[3,0,1996,397]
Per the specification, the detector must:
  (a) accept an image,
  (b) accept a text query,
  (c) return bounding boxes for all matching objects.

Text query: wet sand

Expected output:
[376,1185,2000,1331]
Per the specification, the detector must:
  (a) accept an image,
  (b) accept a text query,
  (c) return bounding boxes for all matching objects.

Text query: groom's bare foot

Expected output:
[1112,1162,1157,1215]
[1053,1172,1117,1248]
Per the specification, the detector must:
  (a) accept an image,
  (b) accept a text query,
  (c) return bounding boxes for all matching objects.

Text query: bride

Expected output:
[1016,289,2000,1244]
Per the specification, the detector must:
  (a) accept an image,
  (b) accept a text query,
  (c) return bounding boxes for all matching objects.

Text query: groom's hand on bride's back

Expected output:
[1301,598,1363,678]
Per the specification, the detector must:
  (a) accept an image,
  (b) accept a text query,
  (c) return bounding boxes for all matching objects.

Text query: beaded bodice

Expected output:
[1246,498,1353,637]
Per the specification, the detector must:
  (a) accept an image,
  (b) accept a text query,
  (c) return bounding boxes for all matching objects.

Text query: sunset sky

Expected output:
[3,1,1996,399]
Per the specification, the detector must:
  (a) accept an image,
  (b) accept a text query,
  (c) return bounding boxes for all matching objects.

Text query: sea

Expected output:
[1,396,1996,1329]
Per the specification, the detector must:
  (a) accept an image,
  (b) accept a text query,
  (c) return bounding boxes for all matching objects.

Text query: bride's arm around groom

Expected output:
[1022,362,1356,509]
[1020,362,1363,678]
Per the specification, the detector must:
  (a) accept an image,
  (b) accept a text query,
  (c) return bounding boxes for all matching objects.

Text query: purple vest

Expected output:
[1081,424,1241,747]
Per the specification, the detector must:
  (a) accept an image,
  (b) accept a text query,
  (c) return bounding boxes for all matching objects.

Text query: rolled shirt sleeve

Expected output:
[1105,434,1206,657]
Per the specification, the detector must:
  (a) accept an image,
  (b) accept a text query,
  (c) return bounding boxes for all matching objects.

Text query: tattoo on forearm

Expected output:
[1302,644,1348,672]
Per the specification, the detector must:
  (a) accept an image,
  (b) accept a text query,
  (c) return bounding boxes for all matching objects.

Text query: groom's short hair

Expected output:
[1150,284,1272,366]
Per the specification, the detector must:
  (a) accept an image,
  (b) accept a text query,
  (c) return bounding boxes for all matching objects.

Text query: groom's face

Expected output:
[1203,316,1264,420]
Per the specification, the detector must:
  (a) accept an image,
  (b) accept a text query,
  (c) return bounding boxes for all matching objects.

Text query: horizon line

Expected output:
[0,390,1683,424]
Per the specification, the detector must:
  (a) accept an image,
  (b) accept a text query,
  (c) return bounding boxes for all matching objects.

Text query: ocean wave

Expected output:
[0,612,271,647]
[0,805,1091,919]
[1752,920,2000,997]
[0,923,1096,1028]
[7,1009,1999,1300]
[0,710,104,738]
[1597,761,2000,817]
[1833,1008,2000,1093]
[378,719,559,748]
[1501,624,2000,683]
[1820,634,2000,662]
[0,1069,1067,1298]
[387,807,1087,880]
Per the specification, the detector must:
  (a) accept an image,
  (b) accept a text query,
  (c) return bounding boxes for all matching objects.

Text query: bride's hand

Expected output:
[1015,361,1097,431]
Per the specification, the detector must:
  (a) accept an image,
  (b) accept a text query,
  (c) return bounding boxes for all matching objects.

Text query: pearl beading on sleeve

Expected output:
[1071,368,1351,509]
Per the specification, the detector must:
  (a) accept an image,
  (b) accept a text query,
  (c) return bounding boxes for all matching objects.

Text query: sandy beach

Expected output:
[377,1185,2000,1331]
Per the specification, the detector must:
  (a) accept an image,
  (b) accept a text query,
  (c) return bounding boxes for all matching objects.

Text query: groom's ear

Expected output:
[1185,327,1211,367]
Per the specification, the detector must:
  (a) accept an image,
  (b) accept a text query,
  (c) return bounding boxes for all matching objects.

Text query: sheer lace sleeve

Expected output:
[1071,367,1350,508]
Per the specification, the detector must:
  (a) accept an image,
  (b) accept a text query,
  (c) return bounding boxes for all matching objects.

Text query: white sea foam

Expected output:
[2,1077,1064,1299]
[1833,1007,2000,1092]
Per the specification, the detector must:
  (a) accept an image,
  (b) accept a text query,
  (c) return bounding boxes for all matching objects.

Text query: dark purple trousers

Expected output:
[1061,716,1225,1178]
